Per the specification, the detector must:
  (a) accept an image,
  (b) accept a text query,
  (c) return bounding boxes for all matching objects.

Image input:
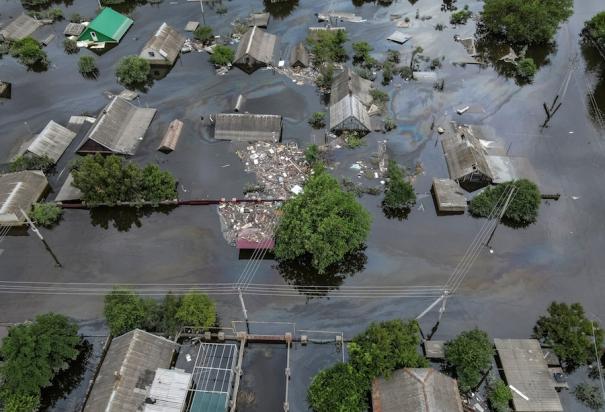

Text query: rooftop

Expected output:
[0,14,42,41]
[431,178,467,213]
[26,120,77,163]
[214,113,282,142]
[249,12,270,28]
[330,67,373,106]
[441,123,493,183]
[234,26,277,69]
[85,7,133,42]
[143,368,192,412]
[140,23,185,66]
[329,94,372,132]
[0,170,48,227]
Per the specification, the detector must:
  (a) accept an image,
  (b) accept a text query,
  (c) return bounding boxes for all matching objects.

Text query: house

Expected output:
[387,31,412,44]
[431,178,467,213]
[330,67,373,106]
[372,368,464,412]
[329,94,372,134]
[0,14,42,41]
[25,121,77,164]
[77,97,157,156]
[214,113,282,142]
[233,26,277,73]
[494,339,564,412]
[249,12,270,28]
[140,23,185,67]
[78,8,133,45]
[0,171,48,227]
[54,173,82,203]
[290,42,310,68]
[83,329,179,412]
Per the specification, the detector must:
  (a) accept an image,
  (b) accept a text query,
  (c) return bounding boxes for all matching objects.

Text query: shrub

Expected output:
[488,378,513,412]
[585,12,605,47]
[194,25,213,44]
[216,4,228,15]
[430,57,442,70]
[315,63,334,89]
[343,131,364,149]
[370,89,389,106]
[307,29,348,66]
[64,38,79,54]
[307,363,367,412]
[399,66,413,79]
[574,383,604,410]
[354,66,373,80]
[382,60,395,85]
[516,57,537,81]
[383,160,415,211]
[69,12,83,23]
[30,203,62,227]
[78,55,97,76]
[210,45,234,66]
[9,37,48,67]
[175,292,216,328]
[115,55,150,88]
[469,179,541,225]
[304,144,321,165]
[445,329,494,393]
[2,393,40,412]
[386,49,400,63]
[309,112,326,128]
[384,117,396,131]
[450,6,472,25]
[10,154,54,173]
[352,41,373,63]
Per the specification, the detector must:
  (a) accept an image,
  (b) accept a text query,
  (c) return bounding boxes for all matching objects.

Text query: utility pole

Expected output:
[20,208,62,267]
[238,288,250,333]
[200,0,206,25]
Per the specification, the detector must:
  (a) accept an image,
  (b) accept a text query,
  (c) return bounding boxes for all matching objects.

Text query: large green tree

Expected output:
[103,288,149,336]
[175,292,216,328]
[469,179,541,225]
[533,302,603,370]
[275,167,371,273]
[306,30,348,66]
[307,363,367,412]
[445,329,494,393]
[584,12,605,48]
[481,0,573,45]
[9,37,48,67]
[115,55,151,88]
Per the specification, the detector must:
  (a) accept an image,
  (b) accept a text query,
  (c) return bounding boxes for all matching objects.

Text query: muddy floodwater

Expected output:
[1,0,605,410]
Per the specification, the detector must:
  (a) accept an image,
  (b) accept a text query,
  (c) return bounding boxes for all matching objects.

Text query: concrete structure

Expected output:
[233,26,277,73]
[0,171,48,226]
[214,113,282,142]
[494,339,564,412]
[372,368,464,412]
[143,368,192,412]
[25,120,77,164]
[432,178,467,213]
[0,14,42,41]
[290,42,309,68]
[77,97,157,156]
[140,23,185,66]
[78,8,133,44]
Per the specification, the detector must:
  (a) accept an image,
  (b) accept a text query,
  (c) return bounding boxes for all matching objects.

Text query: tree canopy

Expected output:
[175,292,216,328]
[352,41,373,63]
[574,383,604,411]
[104,288,150,336]
[307,363,367,412]
[194,25,214,44]
[71,154,177,205]
[210,45,234,66]
[445,328,494,393]
[383,160,416,212]
[480,0,573,45]
[31,203,62,227]
[585,12,605,48]
[115,55,150,88]
[306,30,348,66]
[9,37,48,68]
[533,302,603,370]
[10,154,54,173]
[275,167,371,273]
[469,179,541,225]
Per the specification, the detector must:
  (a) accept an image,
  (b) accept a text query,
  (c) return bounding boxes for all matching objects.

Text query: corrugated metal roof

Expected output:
[234,26,277,69]
[0,171,48,227]
[84,330,178,412]
[78,97,157,155]
[440,123,492,182]
[387,31,412,44]
[330,67,373,106]
[140,23,185,66]
[85,8,133,42]
[372,368,464,412]
[290,42,309,67]
[214,113,282,142]
[0,14,42,41]
[329,95,372,132]
[64,22,85,36]
[143,368,191,412]
[26,121,77,163]
[495,339,563,412]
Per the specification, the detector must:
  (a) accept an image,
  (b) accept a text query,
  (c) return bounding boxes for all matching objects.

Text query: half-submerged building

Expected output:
[0,171,48,227]
[140,23,185,67]
[329,68,373,134]
[214,113,282,142]
[233,26,277,74]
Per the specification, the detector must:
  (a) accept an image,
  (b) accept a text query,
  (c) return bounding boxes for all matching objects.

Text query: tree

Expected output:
[2,393,40,412]
[352,41,373,63]
[63,38,79,54]
[315,63,334,89]
[383,160,416,212]
[533,302,603,370]
[160,293,182,337]
[307,30,348,66]
[469,179,541,225]
[584,12,605,48]
[115,55,150,88]
[370,89,389,106]
[194,25,214,44]
[386,49,400,63]
[307,363,367,412]
[9,154,54,173]
[78,55,97,76]
[382,60,395,85]
[480,0,573,45]
[210,45,234,66]
[30,203,62,227]
[308,112,326,128]
[275,167,371,273]
[445,329,494,393]
[349,320,428,383]
[516,57,537,81]
[103,288,149,335]
[175,292,216,328]
[487,378,513,412]
[450,5,472,24]
[574,383,604,410]
[9,37,48,67]
[304,144,322,166]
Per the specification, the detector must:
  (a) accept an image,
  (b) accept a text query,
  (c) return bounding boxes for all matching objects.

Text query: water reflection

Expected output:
[20,0,74,10]
[275,247,367,298]
[581,41,605,127]
[263,0,298,19]
[102,0,161,15]
[89,205,176,232]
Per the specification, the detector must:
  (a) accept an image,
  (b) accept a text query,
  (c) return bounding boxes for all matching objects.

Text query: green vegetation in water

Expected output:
[383,160,416,212]
[210,45,235,66]
[115,55,150,88]
[382,60,395,85]
[10,154,54,173]
[78,56,98,77]
[30,203,62,227]
[315,63,334,89]
[370,88,389,108]
[354,66,373,80]
[384,117,396,132]
[194,25,213,44]
[306,30,348,66]
[450,5,471,25]
[469,179,541,225]
[275,166,371,273]
[516,57,537,82]
[386,49,400,64]
[352,41,373,64]
[69,12,84,23]
[342,131,365,149]
[216,4,228,15]
[574,383,605,411]
[308,112,326,129]
[28,7,63,21]
[9,37,48,68]
[487,378,513,412]
[307,363,367,412]
[445,328,494,393]
[304,144,323,166]
[63,38,79,54]
[584,12,605,48]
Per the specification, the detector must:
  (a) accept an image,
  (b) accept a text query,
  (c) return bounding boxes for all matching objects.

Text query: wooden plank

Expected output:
[158,119,183,153]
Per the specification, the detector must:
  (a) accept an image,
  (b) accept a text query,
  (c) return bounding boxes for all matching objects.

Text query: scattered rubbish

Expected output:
[186,354,192,362]
[278,60,285,67]
[499,47,518,63]
[568,131,574,134]
[397,21,410,28]
[291,185,303,194]
[456,106,470,115]
[350,163,362,170]
[41,34,55,46]
[318,12,365,23]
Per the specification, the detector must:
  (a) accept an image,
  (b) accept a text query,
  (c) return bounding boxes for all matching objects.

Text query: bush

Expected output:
[210,45,234,66]
[445,329,494,393]
[69,12,83,23]
[516,57,537,81]
[216,4,228,15]
[194,25,213,44]
[488,378,513,412]
[386,49,400,63]
[9,37,48,67]
[450,6,472,25]
[275,167,371,273]
[10,154,54,173]
[574,383,604,410]
[307,29,348,66]
[383,160,415,211]
[78,55,97,76]
[30,203,62,227]
[354,66,373,80]
[308,112,326,128]
[104,288,150,336]
[352,41,373,63]
[469,179,541,225]
[399,66,413,79]
[307,363,367,412]
[370,89,389,106]
[343,131,364,149]
[175,292,216,328]
[585,12,605,47]
[115,55,150,88]
[64,38,79,54]
[384,117,396,131]
[304,144,321,166]
[315,63,334,89]
[2,393,40,412]
[382,60,395,85]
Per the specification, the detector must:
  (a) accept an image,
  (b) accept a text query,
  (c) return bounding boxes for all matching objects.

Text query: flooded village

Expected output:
[1,0,605,411]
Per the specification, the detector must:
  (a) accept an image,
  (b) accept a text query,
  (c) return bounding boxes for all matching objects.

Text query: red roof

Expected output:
[236,237,275,250]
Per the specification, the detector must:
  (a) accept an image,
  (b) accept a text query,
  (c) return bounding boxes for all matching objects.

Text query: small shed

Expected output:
[140,23,185,66]
[0,81,11,99]
[0,14,42,41]
[249,12,270,28]
[233,26,277,73]
[432,178,467,213]
[329,95,372,134]
[494,339,564,412]
[143,368,192,412]
[78,8,133,44]
[0,171,48,227]
[158,119,183,153]
[214,113,282,142]
[372,368,464,412]
[290,42,310,68]
[330,67,373,107]
[83,329,179,412]
[25,121,77,164]
[64,22,85,37]
[387,31,412,44]
[78,97,157,156]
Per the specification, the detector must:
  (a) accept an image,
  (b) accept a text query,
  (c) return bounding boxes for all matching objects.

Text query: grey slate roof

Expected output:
[0,170,48,226]
[64,22,85,37]
[440,123,492,182]
[140,23,185,66]
[330,67,373,106]
[290,42,309,67]
[372,368,464,412]
[329,94,372,132]
[234,26,277,68]
[495,339,564,412]
[214,113,282,142]
[0,14,42,41]
[54,173,82,203]
[26,120,77,163]
[84,329,179,412]
[78,97,157,155]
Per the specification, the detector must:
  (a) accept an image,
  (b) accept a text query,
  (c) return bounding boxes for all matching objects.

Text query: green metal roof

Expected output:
[189,392,228,412]
[87,8,133,42]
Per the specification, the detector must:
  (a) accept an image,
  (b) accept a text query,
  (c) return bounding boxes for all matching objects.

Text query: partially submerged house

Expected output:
[290,42,310,68]
[387,31,412,45]
[329,68,373,134]
[372,368,464,412]
[55,173,83,203]
[0,171,48,227]
[140,23,185,67]
[0,14,42,41]
[214,113,282,142]
[494,339,564,412]
[77,97,157,156]
[25,121,77,164]
[233,26,277,73]
[431,178,467,213]
[330,67,373,106]
[78,8,133,46]
[249,12,270,28]
[83,329,180,412]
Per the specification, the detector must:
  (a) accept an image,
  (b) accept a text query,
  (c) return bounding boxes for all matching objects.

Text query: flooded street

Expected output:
[1,0,605,410]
